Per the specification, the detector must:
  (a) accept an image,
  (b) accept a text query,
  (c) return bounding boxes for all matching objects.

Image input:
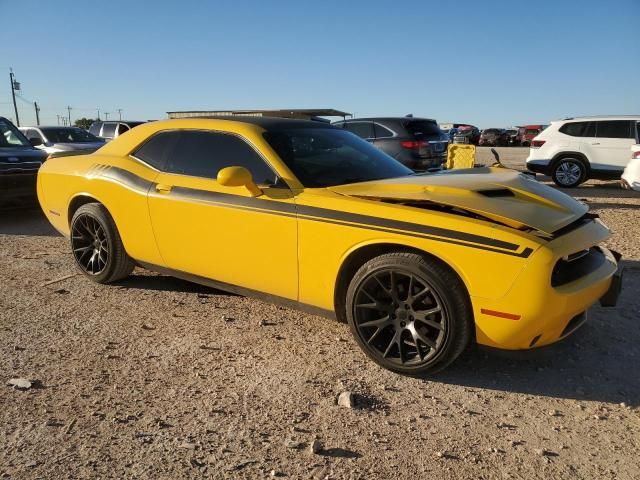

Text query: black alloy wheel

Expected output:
[70,203,135,283]
[346,253,473,375]
[353,269,447,366]
[72,214,109,275]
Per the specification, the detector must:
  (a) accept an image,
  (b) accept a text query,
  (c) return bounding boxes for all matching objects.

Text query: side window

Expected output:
[133,131,181,171]
[333,122,345,129]
[374,123,394,138]
[596,121,633,139]
[101,123,116,138]
[89,123,102,136]
[166,131,276,184]
[25,129,42,141]
[344,122,374,139]
[117,124,130,135]
[559,122,589,137]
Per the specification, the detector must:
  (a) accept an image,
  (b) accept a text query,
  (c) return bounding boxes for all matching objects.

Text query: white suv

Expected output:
[526,116,640,187]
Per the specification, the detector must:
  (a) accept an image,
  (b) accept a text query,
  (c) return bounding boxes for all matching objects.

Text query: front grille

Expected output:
[551,247,606,287]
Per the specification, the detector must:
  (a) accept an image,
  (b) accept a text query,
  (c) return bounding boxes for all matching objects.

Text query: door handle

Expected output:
[155,184,172,193]
[591,142,600,145]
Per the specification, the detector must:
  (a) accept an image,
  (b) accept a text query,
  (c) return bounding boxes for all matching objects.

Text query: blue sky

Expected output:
[1,0,638,128]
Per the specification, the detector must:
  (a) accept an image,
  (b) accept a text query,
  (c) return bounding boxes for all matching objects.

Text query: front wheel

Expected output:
[345,252,473,375]
[551,158,587,188]
[70,203,135,283]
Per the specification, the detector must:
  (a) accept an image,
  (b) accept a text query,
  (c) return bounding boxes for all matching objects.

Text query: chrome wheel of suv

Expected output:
[551,158,586,188]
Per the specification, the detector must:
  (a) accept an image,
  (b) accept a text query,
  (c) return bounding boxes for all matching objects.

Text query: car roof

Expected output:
[20,125,82,129]
[176,116,337,130]
[561,115,640,121]
[341,117,437,123]
[95,120,146,124]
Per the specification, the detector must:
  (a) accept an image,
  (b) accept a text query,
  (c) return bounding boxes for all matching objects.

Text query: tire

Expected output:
[70,203,135,283]
[345,252,473,375]
[551,157,587,188]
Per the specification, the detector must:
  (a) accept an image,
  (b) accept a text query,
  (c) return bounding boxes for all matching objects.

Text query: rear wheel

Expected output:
[70,203,134,283]
[551,157,587,188]
[345,252,473,375]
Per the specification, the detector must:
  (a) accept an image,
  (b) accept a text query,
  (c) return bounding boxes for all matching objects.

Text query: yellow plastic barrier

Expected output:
[446,144,476,169]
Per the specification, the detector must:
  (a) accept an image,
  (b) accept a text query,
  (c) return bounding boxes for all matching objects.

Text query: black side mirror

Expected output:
[29,137,43,147]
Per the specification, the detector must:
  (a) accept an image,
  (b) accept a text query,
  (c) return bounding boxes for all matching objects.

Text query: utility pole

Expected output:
[67,106,72,126]
[97,108,100,120]
[104,112,110,120]
[34,102,40,125]
[117,108,122,120]
[56,115,60,126]
[9,69,20,126]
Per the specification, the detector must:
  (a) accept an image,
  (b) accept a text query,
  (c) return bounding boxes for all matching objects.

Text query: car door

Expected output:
[146,129,298,300]
[586,120,635,170]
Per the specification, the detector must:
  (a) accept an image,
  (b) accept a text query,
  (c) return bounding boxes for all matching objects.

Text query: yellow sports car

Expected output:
[37,117,623,374]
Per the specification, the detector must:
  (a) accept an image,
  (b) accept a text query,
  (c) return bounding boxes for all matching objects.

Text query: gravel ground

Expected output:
[1,147,639,479]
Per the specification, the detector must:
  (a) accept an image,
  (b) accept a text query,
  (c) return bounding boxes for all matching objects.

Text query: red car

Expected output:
[518,124,546,147]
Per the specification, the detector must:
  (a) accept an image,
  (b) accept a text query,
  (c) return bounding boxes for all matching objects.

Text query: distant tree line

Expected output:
[74,118,96,130]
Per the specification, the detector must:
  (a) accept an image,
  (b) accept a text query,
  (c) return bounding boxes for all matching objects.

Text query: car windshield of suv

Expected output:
[0,119,31,148]
[404,120,442,140]
[264,128,413,188]
[41,127,100,143]
[484,129,501,135]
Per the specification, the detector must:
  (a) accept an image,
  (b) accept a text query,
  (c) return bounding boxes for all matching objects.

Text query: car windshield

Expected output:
[263,128,413,188]
[484,129,501,135]
[0,119,30,148]
[41,127,100,143]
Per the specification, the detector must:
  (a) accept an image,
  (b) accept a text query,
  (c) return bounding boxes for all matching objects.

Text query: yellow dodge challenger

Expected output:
[37,117,623,374]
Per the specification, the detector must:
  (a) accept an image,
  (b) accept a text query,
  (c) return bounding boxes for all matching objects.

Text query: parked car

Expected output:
[452,124,481,145]
[19,126,105,155]
[333,117,448,170]
[478,128,509,146]
[37,117,621,375]
[0,117,48,207]
[526,116,640,187]
[621,123,640,191]
[88,120,147,141]
[505,128,519,146]
[519,125,545,147]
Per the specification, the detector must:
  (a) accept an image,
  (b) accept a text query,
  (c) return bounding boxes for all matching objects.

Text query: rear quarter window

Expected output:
[133,131,181,170]
[89,123,102,136]
[101,123,116,138]
[559,122,590,137]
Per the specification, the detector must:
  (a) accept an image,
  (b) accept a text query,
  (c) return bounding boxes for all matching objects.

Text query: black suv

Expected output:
[0,117,48,207]
[333,117,447,170]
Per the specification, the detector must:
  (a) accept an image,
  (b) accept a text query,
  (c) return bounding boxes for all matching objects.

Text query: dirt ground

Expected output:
[1,147,639,479]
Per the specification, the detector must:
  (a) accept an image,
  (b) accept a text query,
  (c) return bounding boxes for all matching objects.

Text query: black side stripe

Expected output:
[167,187,531,258]
[94,165,533,258]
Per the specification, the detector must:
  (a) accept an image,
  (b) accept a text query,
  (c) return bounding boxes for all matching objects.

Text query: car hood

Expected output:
[328,167,588,235]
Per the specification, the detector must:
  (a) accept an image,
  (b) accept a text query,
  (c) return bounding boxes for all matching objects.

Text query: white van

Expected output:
[526,116,640,187]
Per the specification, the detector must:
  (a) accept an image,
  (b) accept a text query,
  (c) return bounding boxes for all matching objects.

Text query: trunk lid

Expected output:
[328,167,588,235]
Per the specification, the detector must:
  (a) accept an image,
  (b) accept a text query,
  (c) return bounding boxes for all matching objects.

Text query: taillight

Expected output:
[531,140,546,148]
[633,150,640,159]
[401,140,427,150]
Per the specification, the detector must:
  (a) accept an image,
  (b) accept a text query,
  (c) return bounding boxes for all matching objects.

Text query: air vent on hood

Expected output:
[476,188,515,198]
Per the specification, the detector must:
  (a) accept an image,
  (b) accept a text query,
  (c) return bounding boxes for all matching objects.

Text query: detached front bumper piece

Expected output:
[600,250,623,307]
